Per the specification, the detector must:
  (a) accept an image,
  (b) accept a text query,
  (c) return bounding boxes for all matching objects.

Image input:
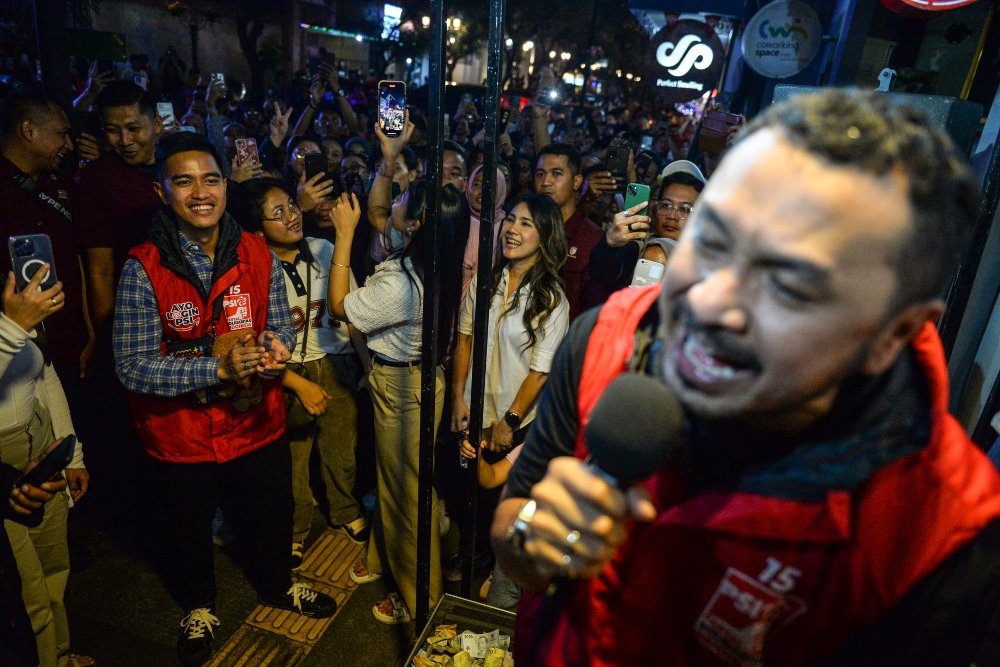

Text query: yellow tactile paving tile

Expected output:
[295,529,366,591]
[206,623,311,666]
[246,580,350,644]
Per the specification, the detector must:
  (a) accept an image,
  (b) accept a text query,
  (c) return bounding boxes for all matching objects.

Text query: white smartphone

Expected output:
[157,102,176,127]
[630,258,665,287]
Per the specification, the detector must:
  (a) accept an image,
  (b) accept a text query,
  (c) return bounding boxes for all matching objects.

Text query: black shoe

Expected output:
[291,542,304,571]
[177,608,219,666]
[336,517,370,545]
[259,582,337,618]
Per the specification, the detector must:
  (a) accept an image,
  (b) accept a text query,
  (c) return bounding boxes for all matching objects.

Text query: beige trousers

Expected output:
[1,408,71,667]
[366,362,444,616]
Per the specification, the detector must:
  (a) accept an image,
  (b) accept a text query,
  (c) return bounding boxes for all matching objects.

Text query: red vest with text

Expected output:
[515,284,1000,667]
[127,232,285,463]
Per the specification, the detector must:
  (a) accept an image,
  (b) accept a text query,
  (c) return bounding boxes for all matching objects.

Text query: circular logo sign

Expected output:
[646,20,725,104]
[742,0,823,79]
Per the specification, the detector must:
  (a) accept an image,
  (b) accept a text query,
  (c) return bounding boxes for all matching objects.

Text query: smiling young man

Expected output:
[113,133,336,666]
[492,90,1000,666]
[75,82,165,374]
[0,91,91,377]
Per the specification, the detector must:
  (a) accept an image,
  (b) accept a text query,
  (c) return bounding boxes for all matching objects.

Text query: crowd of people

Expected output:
[0,47,726,666]
[3,37,1000,667]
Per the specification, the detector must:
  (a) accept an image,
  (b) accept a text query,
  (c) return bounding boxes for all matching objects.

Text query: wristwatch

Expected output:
[503,410,522,430]
[505,499,537,555]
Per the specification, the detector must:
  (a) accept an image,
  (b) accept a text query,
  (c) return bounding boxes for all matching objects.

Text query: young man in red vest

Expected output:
[491,90,1000,666]
[113,133,336,666]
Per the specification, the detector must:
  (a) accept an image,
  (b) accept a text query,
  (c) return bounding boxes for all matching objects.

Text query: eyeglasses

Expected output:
[655,200,694,219]
[261,201,301,223]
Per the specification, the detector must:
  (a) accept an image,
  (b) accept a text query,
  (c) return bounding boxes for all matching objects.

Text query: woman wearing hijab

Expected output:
[461,164,508,302]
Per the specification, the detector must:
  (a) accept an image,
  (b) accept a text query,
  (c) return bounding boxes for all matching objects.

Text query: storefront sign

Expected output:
[742,0,822,79]
[646,20,725,104]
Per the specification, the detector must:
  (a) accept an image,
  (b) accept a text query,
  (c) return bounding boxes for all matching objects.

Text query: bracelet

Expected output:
[332,261,350,269]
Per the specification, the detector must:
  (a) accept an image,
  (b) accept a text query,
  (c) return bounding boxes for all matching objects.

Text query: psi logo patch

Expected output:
[694,568,787,667]
[165,301,200,332]
[223,289,253,330]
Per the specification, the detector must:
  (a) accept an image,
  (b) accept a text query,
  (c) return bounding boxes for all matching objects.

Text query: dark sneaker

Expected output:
[177,608,219,666]
[336,517,370,544]
[291,542,304,571]
[259,582,337,618]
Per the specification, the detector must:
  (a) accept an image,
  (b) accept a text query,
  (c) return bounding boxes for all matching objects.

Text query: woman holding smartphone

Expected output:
[326,118,470,625]
[450,193,570,454]
[1,265,90,666]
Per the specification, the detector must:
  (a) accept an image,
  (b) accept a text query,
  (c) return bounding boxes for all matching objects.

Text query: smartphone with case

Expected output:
[624,182,651,217]
[606,147,630,187]
[8,234,57,291]
[378,80,406,138]
[303,152,328,182]
[630,258,665,287]
[235,138,260,168]
[14,435,76,488]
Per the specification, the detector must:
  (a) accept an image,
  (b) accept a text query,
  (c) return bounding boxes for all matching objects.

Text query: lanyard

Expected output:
[10,173,73,223]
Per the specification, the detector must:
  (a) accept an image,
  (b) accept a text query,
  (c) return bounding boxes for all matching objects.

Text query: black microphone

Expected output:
[584,372,686,486]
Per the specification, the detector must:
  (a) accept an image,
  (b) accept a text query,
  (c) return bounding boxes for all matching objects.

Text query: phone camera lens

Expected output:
[13,239,33,257]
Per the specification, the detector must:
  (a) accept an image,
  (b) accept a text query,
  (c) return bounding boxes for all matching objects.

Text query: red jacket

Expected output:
[516,284,1000,667]
[127,232,285,463]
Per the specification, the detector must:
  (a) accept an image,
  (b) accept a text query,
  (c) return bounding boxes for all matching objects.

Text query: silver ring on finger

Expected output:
[51,296,58,305]
[566,530,581,549]
[244,360,251,371]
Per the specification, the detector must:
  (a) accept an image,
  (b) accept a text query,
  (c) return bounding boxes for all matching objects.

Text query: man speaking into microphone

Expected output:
[491,89,1000,667]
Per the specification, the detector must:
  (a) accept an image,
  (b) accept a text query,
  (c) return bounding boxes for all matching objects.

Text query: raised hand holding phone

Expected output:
[2,267,63,332]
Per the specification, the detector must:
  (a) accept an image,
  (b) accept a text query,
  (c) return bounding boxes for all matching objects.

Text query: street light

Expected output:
[560,52,571,61]
[452,17,461,29]
[548,50,556,59]
[505,38,514,48]
[421,16,429,28]
[523,41,534,52]
[625,72,633,80]
[406,57,412,64]
[449,36,456,44]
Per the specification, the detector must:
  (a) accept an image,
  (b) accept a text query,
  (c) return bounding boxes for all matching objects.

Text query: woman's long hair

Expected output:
[228,177,315,266]
[490,193,567,351]
[394,180,471,364]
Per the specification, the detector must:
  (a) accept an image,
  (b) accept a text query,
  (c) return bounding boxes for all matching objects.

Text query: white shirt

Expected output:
[459,269,569,429]
[279,238,356,363]
[0,313,84,469]
[343,257,423,362]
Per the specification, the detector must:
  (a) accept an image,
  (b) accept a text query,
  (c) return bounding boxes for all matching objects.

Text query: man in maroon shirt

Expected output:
[534,143,602,320]
[0,91,89,374]
[75,81,163,363]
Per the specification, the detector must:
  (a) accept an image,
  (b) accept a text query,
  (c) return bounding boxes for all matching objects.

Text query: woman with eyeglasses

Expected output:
[585,160,706,303]
[228,178,371,570]
[325,115,471,625]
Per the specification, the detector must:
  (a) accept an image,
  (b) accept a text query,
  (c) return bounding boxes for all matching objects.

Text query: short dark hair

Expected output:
[442,139,467,161]
[658,172,705,198]
[740,89,978,309]
[0,90,59,139]
[537,143,581,176]
[156,131,224,182]
[95,80,157,120]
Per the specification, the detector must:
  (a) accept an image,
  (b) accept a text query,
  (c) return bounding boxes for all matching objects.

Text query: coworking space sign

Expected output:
[742,0,822,79]
[646,19,725,104]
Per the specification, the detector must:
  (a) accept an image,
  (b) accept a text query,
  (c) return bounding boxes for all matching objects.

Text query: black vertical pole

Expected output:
[33,0,72,109]
[461,0,507,598]
[416,0,446,631]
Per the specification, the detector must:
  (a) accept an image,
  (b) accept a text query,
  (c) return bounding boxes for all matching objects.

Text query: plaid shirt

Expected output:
[113,230,295,397]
